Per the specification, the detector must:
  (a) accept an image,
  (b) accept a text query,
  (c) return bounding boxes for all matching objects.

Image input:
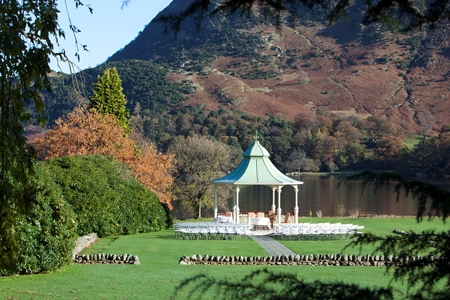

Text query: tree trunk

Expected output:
[193,202,200,219]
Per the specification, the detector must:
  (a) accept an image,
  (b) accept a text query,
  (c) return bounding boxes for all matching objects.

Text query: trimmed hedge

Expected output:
[44,155,172,237]
[13,163,78,275]
[1,155,172,276]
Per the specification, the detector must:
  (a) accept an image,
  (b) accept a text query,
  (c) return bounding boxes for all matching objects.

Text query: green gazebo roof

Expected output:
[212,141,303,186]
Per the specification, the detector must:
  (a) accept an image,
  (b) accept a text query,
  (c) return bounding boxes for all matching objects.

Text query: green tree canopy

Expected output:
[168,134,235,218]
[90,67,130,131]
[1,0,61,273]
[1,0,90,273]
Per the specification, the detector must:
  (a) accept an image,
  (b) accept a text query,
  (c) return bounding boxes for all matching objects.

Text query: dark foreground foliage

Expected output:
[346,229,450,299]
[174,268,394,300]
[341,171,450,222]
[342,171,450,299]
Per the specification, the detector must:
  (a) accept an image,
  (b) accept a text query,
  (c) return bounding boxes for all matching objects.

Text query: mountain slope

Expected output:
[84,1,441,135]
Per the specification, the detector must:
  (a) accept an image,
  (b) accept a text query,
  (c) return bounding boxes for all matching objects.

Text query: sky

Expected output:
[50,0,173,73]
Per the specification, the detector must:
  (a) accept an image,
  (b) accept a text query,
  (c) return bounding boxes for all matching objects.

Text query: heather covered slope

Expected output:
[108,0,450,135]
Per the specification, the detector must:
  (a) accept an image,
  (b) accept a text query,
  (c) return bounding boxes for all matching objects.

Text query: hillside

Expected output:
[106,0,450,135]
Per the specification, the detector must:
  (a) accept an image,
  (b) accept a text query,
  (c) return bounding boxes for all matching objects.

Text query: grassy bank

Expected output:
[1,217,447,299]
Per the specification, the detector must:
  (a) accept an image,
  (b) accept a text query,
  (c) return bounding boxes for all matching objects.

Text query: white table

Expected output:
[249,217,271,229]
[217,216,233,223]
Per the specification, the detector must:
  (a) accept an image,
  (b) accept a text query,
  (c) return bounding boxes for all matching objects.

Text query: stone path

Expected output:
[250,234,297,256]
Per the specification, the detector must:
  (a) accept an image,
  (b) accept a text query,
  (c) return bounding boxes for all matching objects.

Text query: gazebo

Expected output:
[211,140,304,224]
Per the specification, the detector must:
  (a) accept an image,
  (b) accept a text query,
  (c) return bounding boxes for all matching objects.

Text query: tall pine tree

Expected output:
[90,67,130,132]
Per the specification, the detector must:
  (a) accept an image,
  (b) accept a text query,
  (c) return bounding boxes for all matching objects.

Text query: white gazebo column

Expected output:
[235,187,241,224]
[293,185,299,224]
[277,186,283,224]
[214,185,218,219]
[271,187,276,212]
[233,188,236,222]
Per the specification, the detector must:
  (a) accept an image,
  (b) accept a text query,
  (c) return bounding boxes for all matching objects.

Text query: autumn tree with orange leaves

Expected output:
[34,107,174,208]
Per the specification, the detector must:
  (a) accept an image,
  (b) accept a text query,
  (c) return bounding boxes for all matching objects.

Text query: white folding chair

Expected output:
[218,225,228,240]
[320,224,332,240]
[235,225,247,239]
[244,225,253,237]
[356,225,364,234]
[281,226,293,240]
[188,223,200,239]
[291,225,300,240]
[273,224,282,236]
[173,223,186,239]
[227,225,238,240]
[198,223,210,240]
[300,225,311,240]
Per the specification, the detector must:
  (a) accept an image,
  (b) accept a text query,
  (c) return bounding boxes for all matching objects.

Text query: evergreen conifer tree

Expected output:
[90,67,130,132]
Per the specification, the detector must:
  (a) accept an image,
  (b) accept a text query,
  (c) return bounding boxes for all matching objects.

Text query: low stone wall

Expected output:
[179,253,443,266]
[72,233,140,265]
[73,233,98,258]
[73,253,140,265]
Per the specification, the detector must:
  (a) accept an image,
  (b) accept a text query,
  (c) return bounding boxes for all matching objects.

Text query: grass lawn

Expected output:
[403,135,424,149]
[1,217,448,299]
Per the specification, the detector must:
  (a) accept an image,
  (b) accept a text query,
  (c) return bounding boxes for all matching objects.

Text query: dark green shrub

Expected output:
[44,155,172,237]
[12,163,78,275]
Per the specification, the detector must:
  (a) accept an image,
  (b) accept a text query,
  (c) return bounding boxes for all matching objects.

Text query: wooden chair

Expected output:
[225,211,233,223]
[282,212,291,224]
[256,212,265,218]
[247,212,256,226]
[268,210,276,227]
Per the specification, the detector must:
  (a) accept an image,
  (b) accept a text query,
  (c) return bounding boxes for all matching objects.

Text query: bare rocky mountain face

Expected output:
[109,0,450,135]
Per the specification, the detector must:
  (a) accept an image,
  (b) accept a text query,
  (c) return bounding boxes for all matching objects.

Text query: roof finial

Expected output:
[254,130,259,141]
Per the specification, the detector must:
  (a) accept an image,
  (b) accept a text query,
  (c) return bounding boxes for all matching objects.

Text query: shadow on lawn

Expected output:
[155,234,179,240]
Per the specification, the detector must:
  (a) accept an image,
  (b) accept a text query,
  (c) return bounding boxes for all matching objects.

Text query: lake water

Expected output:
[232,175,450,217]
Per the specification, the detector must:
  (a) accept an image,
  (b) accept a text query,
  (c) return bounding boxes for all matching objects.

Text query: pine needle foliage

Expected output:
[342,171,450,298]
[174,268,394,300]
[90,67,130,132]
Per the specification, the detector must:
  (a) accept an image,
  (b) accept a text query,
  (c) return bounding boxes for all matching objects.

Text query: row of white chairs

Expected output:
[174,222,254,240]
[273,222,364,240]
